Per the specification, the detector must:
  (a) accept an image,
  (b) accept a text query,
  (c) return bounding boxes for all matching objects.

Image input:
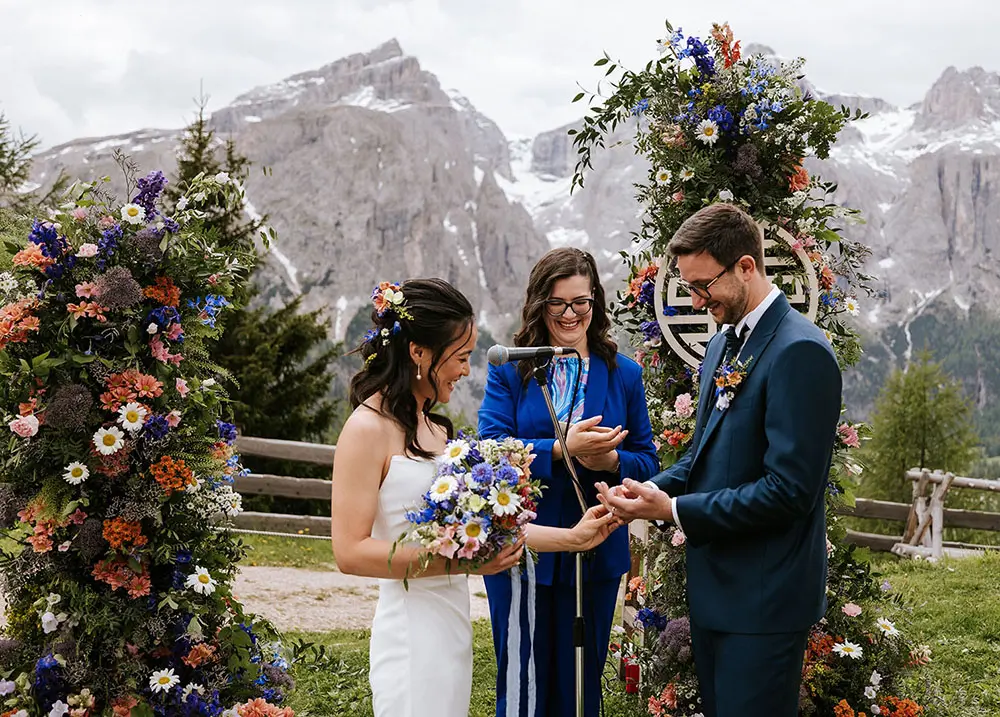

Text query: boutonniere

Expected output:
[714,355,753,411]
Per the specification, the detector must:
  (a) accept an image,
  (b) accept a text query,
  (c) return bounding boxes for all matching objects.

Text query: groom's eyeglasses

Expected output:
[544,298,595,317]
[677,260,738,300]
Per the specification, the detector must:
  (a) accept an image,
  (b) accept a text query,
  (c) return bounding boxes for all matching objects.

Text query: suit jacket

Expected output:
[479,352,660,585]
[653,293,842,634]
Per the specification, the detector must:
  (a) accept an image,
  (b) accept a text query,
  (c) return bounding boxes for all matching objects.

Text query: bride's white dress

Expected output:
[369,455,473,716]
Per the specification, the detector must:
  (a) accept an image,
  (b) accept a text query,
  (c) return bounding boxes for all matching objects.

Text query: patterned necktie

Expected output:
[723,325,744,364]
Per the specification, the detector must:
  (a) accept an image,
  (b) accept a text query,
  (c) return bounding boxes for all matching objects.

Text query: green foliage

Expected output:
[860,351,980,505]
[168,102,339,513]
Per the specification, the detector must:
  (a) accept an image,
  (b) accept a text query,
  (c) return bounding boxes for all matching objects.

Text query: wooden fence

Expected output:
[233,437,1000,555]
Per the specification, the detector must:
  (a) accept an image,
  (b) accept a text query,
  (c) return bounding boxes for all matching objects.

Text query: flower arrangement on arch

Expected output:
[571,19,926,715]
[0,160,293,716]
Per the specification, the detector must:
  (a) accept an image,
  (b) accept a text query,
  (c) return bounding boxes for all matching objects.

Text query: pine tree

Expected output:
[861,351,981,505]
[168,102,339,494]
[0,110,68,212]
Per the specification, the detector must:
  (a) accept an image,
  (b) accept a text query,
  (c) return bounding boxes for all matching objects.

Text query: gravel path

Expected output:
[1,568,496,632]
[233,566,492,632]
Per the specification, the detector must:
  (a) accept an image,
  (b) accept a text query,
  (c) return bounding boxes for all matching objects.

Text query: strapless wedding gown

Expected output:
[369,455,473,716]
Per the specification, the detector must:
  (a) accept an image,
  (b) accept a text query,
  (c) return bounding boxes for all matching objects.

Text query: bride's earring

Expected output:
[416,364,422,381]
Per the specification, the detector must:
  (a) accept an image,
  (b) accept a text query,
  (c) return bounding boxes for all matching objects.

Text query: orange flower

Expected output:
[149,455,196,495]
[789,163,810,192]
[102,517,148,551]
[834,700,856,717]
[12,243,54,270]
[111,696,140,717]
[237,698,295,717]
[143,276,182,307]
[182,642,218,667]
[710,22,742,68]
[881,696,924,717]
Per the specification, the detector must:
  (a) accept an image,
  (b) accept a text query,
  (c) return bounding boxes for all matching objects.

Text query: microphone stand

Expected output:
[532,362,590,717]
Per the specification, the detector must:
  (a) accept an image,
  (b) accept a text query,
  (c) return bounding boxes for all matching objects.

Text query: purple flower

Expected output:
[640,319,662,344]
[708,104,735,133]
[638,280,655,308]
[631,98,650,116]
[143,414,171,440]
[132,170,168,218]
[636,607,668,631]
[217,420,238,445]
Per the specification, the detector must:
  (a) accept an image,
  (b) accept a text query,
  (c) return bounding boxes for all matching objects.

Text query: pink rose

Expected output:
[9,414,39,438]
[71,207,88,222]
[175,378,190,397]
[75,282,98,298]
[838,423,860,449]
[671,529,686,547]
[77,243,99,258]
[842,602,862,617]
[673,393,694,419]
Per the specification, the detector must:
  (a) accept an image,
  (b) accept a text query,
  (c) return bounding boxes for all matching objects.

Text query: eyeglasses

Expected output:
[544,298,595,317]
[677,260,738,300]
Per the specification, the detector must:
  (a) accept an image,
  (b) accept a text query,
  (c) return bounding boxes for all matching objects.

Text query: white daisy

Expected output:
[832,640,863,659]
[679,167,695,182]
[117,402,148,433]
[182,683,205,701]
[427,475,459,503]
[441,439,470,465]
[185,566,217,595]
[876,617,900,637]
[488,485,521,516]
[120,203,146,225]
[63,462,90,486]
[149,668,180,693]
[654,169,672,186]
[845,297,860,316]
[457,519,488,544]
[695,119,720,145]
[93,426,126,455]
[824,329,834,344]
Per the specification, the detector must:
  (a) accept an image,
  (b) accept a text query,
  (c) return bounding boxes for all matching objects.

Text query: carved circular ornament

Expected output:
[653,220,820,369]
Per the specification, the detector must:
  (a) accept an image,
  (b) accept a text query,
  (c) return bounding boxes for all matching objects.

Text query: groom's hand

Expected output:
[595,478,673,523]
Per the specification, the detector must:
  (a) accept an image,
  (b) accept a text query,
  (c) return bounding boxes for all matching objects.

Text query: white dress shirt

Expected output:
[665,285,782,531]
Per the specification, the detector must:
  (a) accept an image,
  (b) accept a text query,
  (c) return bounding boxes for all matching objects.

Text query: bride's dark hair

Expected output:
[349,278,475,459]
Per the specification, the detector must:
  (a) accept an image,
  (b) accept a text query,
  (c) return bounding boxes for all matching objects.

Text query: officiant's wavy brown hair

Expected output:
[513,247,617,384]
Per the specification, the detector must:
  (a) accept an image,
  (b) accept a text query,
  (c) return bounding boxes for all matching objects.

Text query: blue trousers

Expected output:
[484,573,621,717]
[689,623,809,717]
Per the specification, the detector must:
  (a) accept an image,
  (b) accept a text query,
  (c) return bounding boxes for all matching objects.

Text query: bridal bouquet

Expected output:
[396,434,543,575]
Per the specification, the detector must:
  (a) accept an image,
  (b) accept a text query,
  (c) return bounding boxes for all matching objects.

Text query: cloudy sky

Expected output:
[2,0,998,149]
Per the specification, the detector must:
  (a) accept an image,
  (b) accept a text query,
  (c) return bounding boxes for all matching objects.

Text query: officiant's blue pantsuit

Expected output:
[479,352,659,717]
[652,293,842,717]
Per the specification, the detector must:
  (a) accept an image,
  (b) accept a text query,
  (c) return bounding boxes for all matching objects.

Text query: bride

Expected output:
[331,278,620,717]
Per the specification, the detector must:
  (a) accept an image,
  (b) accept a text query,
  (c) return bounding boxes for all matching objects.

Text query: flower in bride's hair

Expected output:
[371,281,412,320]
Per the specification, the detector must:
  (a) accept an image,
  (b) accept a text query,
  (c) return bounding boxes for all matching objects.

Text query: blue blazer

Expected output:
[479,352,660,586]
[653,293,842,634]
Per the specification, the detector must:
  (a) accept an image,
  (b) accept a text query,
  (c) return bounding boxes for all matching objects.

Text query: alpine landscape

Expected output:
[23,39,1000,445]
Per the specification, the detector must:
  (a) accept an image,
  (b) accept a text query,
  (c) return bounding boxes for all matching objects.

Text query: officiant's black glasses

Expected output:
[544,297,595,317]
[678,260,738,300]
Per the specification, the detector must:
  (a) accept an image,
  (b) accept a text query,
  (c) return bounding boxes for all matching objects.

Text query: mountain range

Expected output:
[23,39,1000,446]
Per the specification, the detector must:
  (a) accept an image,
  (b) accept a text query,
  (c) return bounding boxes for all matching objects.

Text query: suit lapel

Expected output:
[691,294,792,467]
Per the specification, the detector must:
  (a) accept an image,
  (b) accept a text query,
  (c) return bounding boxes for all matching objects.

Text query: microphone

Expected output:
[486,344,577,366]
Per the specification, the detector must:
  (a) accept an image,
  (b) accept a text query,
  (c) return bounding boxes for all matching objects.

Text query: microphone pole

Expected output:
[530,358,589,717]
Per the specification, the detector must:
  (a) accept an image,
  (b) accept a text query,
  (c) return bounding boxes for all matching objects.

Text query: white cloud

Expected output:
[1,0,999,147]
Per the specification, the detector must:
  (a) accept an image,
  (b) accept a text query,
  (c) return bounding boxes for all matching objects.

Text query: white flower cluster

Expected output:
[184,481,243,521]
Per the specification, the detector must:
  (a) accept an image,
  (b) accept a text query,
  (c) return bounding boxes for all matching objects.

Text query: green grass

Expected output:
[237,534,999,715]
[285,621,640,717]
[236,533,336,570]
[872,552,1000,715]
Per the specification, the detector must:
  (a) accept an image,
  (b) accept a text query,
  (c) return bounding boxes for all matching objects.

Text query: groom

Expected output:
[597,204,842,716]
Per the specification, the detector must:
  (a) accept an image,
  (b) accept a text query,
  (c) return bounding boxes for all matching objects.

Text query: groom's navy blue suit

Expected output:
[652,291,842,716]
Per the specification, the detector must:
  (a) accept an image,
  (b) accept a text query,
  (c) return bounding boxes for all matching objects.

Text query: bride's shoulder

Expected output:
[339,401,402,452]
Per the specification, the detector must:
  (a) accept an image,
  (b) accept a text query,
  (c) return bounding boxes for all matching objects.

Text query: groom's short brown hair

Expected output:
[668,203,765,275]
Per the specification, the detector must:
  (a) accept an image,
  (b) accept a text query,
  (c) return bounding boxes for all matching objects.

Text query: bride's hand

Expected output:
[570,505,622,551]
[471,533,526,576]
